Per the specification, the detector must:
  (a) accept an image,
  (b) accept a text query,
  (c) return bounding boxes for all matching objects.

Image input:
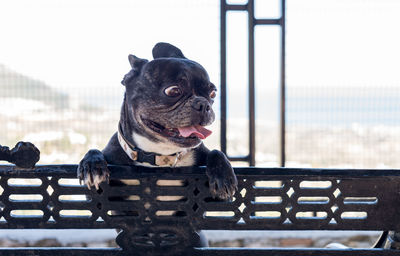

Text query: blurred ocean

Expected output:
[229,86,400,126]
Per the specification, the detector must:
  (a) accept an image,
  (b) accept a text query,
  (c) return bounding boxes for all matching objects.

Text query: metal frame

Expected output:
[220,0,286,167]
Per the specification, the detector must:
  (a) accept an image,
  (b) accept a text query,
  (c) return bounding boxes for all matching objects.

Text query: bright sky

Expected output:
[1,0,400,96]
[0,0,219,94]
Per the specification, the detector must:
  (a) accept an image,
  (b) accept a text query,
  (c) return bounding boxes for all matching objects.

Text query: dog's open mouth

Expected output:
[142,119,212,140]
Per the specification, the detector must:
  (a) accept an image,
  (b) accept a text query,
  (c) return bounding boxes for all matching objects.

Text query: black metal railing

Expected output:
[220,0,286,167]
[0,164,400,255]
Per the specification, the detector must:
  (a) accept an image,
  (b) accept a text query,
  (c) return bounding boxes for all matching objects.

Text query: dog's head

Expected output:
[121,42,216,149]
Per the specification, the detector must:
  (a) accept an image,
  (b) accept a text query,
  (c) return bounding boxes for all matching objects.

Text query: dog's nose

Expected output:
[192,98,211,114]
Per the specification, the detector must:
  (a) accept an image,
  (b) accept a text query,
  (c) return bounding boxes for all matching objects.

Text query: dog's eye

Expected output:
[164,86,182,97]
[210,90,217,99]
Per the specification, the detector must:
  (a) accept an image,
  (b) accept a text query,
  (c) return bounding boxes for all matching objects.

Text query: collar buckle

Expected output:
[137,150,156,165]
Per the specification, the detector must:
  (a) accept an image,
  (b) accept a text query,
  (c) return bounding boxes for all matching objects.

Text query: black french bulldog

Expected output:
[77,42,237,200]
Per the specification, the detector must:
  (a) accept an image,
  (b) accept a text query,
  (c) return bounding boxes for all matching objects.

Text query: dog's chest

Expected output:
[119,133,196,192]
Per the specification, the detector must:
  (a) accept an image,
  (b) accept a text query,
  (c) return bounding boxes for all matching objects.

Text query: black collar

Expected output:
[117,123,185,166]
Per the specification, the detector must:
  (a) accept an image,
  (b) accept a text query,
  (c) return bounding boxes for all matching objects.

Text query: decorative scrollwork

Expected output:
[116,225,199,256]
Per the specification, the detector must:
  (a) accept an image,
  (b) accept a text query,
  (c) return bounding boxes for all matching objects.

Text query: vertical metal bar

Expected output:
[220,0,227,154]
[280,0,286,167]
[248,0,256,166]
[221,0,283,166]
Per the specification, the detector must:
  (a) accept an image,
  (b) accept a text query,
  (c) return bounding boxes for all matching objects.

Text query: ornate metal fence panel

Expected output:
[0,165,400,255]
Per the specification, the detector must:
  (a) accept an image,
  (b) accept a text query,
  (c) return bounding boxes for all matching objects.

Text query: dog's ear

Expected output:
[152,42,186,59]
[121,55,148,86]
[128,55,148,70]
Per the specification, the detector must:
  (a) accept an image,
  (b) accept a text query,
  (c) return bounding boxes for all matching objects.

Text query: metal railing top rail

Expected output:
[1,164,400,177]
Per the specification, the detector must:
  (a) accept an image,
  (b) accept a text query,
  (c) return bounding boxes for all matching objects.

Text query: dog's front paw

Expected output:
[206,150,238,200]
[77,149,110,190]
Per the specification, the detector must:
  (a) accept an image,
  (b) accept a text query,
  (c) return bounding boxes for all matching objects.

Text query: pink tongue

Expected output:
[177,125,212,139]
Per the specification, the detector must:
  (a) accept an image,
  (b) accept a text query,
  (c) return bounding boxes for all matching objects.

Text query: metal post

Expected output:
[248,0,256,166]
[220,0,227,154]
[280,0,286,167]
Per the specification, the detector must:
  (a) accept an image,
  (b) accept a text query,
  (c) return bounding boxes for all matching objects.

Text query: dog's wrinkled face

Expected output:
[122,43,216,148]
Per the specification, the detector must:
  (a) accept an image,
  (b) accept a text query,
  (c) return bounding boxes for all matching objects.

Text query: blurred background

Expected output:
[1,0,400,168]
[1,0,400,249]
